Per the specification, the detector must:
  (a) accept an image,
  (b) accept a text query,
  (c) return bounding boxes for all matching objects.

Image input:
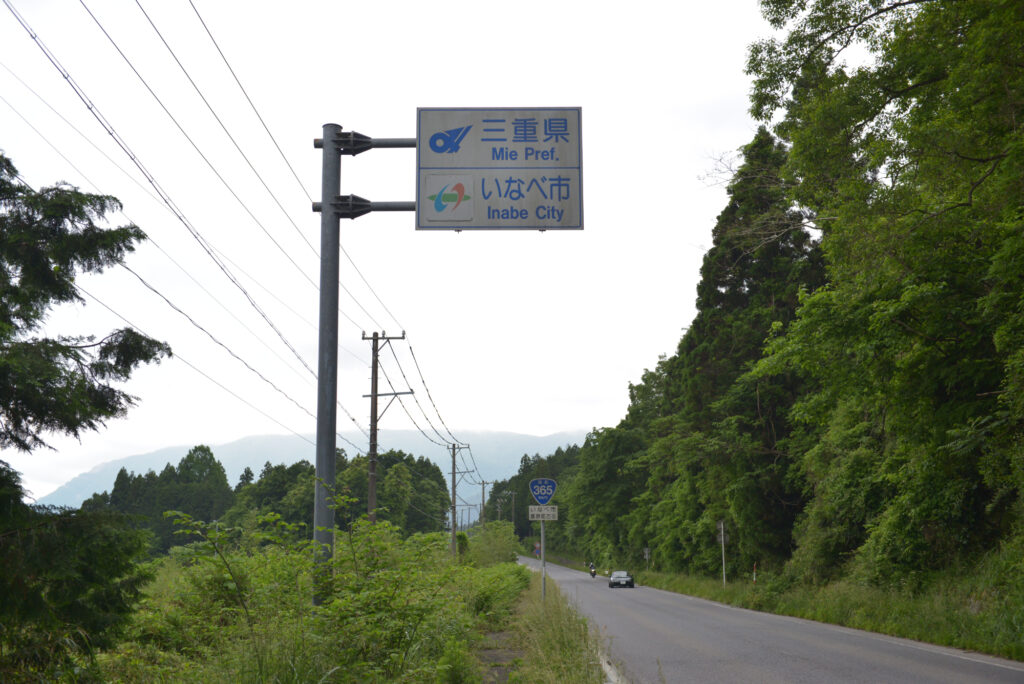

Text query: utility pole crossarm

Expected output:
[363,330,409,523]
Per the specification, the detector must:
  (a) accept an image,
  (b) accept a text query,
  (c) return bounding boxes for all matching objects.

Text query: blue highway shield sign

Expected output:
[529,478,557,505]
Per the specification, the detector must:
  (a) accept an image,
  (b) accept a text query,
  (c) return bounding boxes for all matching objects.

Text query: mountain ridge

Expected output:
[38,429,589,508]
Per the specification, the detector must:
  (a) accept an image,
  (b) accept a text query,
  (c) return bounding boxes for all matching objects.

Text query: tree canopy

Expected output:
[0,153,170,452]
[489,1,1023,589]
[0,152,169,675]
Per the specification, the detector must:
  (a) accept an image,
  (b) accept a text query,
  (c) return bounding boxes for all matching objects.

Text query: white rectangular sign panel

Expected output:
[416,107,583,231]
[529,505,558,521]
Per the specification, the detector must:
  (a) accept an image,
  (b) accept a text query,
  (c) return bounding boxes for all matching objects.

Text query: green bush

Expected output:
[466,521,520,567]
[89,512,537,682]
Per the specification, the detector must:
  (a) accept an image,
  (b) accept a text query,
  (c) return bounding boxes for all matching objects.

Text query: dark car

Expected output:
[608,570,634,588]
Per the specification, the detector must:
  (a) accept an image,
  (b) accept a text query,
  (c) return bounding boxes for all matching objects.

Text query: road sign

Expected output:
[529,505,558,521]
[529,478,557,505]
[416,107,583,231]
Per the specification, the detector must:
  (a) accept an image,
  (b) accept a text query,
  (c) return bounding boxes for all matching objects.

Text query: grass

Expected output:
[88,525,536,683]
[505,573,607,683]
[635,566,1024,662]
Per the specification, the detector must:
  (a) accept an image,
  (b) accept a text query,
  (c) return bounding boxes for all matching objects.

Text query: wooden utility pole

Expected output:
[449,443,471,557]
[362,331,408,522]
[450,443,457,556]
[480,481,490,528]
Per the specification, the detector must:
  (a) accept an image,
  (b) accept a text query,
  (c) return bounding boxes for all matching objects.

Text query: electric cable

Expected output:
[186,0,406,333]
[179,4,469,446]
[406,343,467,445]
[4,1,321,382]
[137,0,391,334]
[134,0,317,257]
[185,0,312,206]
[464,445,484,483]
[0,89,319,386]
[377,361,449,449]
[76,284,367,456]
[0,88,321,384]
[77,0,325,296]
[75,283,317,446]
[385,343,452,446]
[0,62,370,364]
[120,263,317,421]
[5,2,464,464]
[0,45,371,445]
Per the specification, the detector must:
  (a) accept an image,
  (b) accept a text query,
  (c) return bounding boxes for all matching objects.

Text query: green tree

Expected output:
[175,445,233,523]
[105,448,236,552]
[235,466,254,492]
[0,451,151,679]
[380,461,413,528]
[0,154,170,452]
[564,128,822,574]
[747,0,1024,582]
[0,154,168,675]
[221,460,315,537]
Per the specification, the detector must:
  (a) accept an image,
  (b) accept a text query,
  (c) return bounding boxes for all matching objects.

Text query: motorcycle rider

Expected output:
[589,561,596,578]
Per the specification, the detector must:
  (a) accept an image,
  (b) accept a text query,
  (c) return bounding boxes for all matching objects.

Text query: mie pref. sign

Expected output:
[416,107,582,230]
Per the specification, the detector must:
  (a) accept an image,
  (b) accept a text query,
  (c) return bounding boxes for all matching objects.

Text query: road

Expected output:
[518,556,1024,683]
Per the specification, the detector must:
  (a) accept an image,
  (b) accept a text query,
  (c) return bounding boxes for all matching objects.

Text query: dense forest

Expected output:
[78,446,451,552]
[489,0,1024,590]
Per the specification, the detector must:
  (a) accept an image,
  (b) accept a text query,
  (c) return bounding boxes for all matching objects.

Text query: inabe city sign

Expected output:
[416,108,582,231]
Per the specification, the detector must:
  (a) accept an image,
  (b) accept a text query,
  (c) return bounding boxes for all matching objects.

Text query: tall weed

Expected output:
[94,515,534,682]
[510,574,605,683]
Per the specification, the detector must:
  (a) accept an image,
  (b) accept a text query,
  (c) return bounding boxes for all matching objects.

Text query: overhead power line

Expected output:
[0,60,369,365]
[386,343,452,446]
[133,0,317,256]
[120,263,316,421]
[182,0,398,332]
[78,0,322,292]
[7,1,470,473]
[76,284,318,447]
[407,343,466,446]
[377,361,448,450]
[77,285,368,456]
[2,4,376,441]
[4,0,317,377]
[185,0,312,205]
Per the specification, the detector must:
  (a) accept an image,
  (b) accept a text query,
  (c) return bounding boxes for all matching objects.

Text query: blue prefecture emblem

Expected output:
[429,126,472,153]
[529,478,557,505]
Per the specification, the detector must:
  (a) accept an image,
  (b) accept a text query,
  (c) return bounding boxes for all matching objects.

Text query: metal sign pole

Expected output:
[719,520,727,586]
[541,519,546,602]
[312,123,341,605]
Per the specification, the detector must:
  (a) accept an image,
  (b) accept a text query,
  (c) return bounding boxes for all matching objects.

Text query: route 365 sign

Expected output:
[529,478,556,505]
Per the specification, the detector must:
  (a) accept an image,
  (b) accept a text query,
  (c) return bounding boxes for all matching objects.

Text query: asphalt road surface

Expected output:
[518,556,1024,683]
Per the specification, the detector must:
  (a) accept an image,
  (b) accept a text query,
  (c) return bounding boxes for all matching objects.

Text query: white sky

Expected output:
[1,0,771,501]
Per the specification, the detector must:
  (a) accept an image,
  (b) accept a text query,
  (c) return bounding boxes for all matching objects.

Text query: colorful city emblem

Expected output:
[424,175,473,221]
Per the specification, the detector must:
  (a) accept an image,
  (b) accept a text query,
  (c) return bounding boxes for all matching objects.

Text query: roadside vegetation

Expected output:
[507,572,606,684]
[482,0,1024,666]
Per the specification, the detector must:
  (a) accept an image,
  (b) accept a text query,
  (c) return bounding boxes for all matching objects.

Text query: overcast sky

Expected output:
[1,0,772,500]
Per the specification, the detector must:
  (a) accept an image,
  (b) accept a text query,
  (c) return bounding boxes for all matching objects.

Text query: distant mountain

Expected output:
[37,429,589,508]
